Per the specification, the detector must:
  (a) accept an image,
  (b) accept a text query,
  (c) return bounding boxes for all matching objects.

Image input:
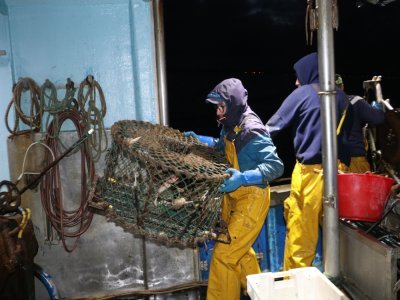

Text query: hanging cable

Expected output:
[40,109,95,252]
[16,141,55,188]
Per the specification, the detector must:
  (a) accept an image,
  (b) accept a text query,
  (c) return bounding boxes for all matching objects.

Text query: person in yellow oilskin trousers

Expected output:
[335,73,385,173]
[266,53,353,270]
[183,78,284,299]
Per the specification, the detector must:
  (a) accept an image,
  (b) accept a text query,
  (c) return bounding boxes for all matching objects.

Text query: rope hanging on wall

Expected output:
[94,120,229,247]
[5,76,108,167]
[78,75,108,162]
[5,77,42,135]
[40,78,78,139]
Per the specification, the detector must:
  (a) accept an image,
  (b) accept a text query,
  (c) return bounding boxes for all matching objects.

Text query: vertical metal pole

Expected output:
[153,0,169,126]
[317,0,340,277]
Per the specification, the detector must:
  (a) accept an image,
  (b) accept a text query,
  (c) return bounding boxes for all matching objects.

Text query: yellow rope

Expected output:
[18,208,31,239]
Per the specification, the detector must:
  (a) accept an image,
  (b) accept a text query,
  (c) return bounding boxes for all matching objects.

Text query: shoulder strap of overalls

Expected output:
[310,83,348,135]
[349,95,363,105]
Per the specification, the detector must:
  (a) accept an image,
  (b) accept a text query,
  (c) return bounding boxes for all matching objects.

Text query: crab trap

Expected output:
[94,120,229,247]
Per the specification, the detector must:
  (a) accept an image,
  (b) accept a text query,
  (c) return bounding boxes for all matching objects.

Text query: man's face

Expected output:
[215,101,227,121]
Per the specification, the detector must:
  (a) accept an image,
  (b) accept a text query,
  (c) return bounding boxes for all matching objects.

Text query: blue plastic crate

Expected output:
[266,204,286,272]
[251,223,269,272]
[266,204,323,272]
[199,239,215,281]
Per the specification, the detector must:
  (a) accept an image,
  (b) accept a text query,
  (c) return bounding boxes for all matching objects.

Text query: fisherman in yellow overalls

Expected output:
[184,78,284,299]
[266,53,352,270]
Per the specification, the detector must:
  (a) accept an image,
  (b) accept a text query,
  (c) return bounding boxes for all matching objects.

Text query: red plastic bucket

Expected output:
[338,173,395,222]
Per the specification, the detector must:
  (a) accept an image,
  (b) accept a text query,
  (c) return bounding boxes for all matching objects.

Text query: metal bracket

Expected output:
[318,90,337,96]
[323,194,336,208]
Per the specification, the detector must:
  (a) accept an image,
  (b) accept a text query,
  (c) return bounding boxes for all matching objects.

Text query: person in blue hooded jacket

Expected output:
[266,53,351,271]
[335,73,385,173]
[184,78,283,300]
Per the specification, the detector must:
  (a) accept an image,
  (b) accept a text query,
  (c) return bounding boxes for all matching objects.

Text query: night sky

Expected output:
[164,0,400,178]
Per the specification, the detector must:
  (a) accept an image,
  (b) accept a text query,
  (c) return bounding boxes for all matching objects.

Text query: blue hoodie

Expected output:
[266,52,351,165]
[347,95,384,156]
[206,78,284,183]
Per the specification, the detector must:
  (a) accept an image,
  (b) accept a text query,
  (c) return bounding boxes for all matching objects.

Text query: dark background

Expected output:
[164,0,400,178]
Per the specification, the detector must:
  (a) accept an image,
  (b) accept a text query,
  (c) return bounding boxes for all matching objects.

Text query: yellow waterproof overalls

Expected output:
[283,161,349,270]
[283,105,350,270]
[349,131,371,173]
[349,156,371,173]
[206,133,270,300]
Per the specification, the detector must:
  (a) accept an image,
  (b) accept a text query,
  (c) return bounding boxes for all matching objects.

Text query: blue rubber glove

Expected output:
[219,168,264,193]
[183,131,216,147]
[371,101,383,111]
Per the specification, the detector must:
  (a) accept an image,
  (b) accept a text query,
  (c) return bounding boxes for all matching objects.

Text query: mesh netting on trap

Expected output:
[96,120,229,247]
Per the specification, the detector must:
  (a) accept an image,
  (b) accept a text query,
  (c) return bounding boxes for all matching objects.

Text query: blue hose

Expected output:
[33,263,60,300]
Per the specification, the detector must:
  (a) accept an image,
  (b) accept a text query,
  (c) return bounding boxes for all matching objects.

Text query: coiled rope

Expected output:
[40,109,95,252]
[78,75,108,162]
[5,77,42,135]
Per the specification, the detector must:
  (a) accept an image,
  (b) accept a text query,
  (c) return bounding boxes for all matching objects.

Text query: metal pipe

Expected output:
[317,0,340,277]
[18,129,93,195]
[153,0,169,126]
[367,128,377,171]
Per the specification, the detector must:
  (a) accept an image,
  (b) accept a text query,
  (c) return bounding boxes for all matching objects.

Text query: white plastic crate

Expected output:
[247,267,349,300]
